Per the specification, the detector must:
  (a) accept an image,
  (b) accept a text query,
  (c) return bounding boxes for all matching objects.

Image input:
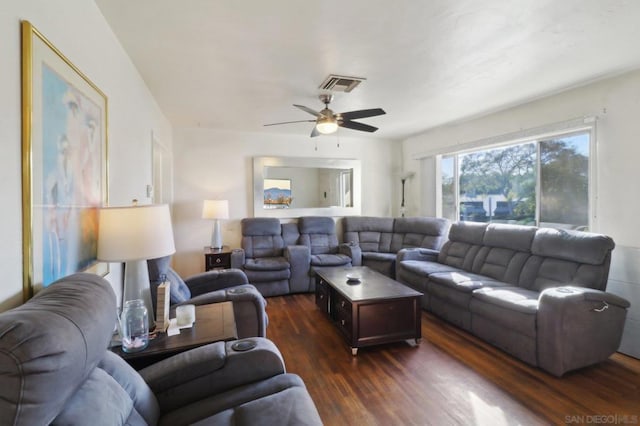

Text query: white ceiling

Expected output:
[95,0,640,140]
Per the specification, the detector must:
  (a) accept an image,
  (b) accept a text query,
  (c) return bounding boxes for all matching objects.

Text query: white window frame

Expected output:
[433,118,597,229]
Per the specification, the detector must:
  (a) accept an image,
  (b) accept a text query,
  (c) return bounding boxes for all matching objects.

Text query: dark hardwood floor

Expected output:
[266,294,640,426]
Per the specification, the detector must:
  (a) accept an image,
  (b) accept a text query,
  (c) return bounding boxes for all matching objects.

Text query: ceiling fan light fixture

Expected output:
[316,116,338,134]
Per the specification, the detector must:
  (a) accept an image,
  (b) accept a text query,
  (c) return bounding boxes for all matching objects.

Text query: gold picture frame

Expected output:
[21,21,109,300]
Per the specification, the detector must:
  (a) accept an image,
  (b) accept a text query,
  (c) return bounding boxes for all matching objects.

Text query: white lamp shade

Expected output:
[97,204,176,262]
[202,200,229,220]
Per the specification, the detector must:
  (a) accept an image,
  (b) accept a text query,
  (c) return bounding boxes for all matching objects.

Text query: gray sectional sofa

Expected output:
[231,217,353,296]
[0,273,322,425]
[341,216,451,277]
[396,221,630,376]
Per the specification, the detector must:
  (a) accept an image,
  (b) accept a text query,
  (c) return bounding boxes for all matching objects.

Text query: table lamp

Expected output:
[97,204,175,328]
[202,200,229,249]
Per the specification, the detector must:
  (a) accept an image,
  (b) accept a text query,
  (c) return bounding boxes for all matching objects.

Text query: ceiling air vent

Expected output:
[319,75,366,93]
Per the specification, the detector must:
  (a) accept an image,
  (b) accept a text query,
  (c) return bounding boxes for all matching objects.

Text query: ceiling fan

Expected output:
[264,94,386,137]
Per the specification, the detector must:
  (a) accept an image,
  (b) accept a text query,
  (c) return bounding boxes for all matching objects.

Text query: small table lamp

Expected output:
[202,200,229,249]
[97,204,175,328]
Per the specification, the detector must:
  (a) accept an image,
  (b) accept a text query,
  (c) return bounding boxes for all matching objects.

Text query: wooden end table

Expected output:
[112,302,237,369]
[204,246,232,271]
[315,266,423,355]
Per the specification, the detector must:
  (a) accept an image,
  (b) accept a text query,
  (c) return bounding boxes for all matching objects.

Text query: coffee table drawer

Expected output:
[332,293,352,339]
[315,278,329,314]
[358,299,417,340]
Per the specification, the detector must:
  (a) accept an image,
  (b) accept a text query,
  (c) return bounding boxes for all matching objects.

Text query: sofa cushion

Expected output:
[281,222,300,246]
[471,248,531,285]
[54,352,160,426]
[343,216,394,233]
[298,216,335,235]
[448,221,488,245]
[362,251,396,262]
[243,235,285,258]
[242,218,282,236]
[398,260,461,277]
[244,257,290,271]
[437,222,488,271]
[428,272,506,293]
[390,217,450,252]
[0,274,116,424]
[297,217,342,260]
[305,234,339,255]
[531,228,614,265]
[519,255,611,292]
[343,216,394,253]
[310,253,351,267]
[482,223,537,252]
[158,374,321,426]
[470,287,539,337]
[244,269,291,284]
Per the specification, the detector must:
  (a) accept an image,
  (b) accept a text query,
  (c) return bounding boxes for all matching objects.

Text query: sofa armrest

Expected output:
[397,247,439,262]
[286,244,311,293]
[230,248,245,269]
[184,268,249,297]
[340,243,362,266]
[176,284,268,338]
[140,338,285,412]
[537,286,630,376]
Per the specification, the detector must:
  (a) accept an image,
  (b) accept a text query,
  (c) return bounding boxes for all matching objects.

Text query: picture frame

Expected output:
[21,21,109,300]
[263,178,292,209]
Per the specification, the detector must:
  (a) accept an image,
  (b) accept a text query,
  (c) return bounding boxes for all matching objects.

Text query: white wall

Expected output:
[172,127,400,278]
[402,69,640,357]
[0,0,172,310]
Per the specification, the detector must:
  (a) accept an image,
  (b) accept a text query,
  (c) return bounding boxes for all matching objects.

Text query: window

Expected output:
[441,130,591,230]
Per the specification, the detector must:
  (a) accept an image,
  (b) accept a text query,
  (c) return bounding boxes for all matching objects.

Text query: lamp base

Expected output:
[211,219,223,250]
[123,260,156,330]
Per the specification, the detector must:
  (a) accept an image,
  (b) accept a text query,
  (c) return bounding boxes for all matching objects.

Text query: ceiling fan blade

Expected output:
[339,120,378,133]
[339,108,386,120]
[310,126,320,138]
[264,119,315,127]
[294,104,323,118]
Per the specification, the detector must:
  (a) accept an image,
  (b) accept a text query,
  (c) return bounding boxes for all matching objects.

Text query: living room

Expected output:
[1,0,640,424]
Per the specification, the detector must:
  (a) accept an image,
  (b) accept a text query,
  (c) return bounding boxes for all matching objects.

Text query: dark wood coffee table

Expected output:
[112,301,237,369]
[315,266,423,355]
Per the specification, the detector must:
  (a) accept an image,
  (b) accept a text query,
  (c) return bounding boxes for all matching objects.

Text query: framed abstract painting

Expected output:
[21,21,109,300]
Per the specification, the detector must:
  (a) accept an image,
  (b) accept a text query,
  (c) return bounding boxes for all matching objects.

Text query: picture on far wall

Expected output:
[263,178,292,209]
[21,21,108,300]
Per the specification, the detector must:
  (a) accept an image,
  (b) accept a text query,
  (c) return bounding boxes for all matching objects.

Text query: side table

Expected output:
[204,246,232,271]
[111,302,237,369]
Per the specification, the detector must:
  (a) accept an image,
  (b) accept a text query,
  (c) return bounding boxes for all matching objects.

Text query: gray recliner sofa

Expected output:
[147,256,268,338]
[297,216,353,292]
[0,273,322,425]
[341,216,451,277]
[231,218,309,297]
[232,217,351,296]
[396,221,630,376]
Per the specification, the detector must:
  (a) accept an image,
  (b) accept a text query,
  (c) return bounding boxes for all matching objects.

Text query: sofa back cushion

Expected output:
[470,223,537,284]
[343,216,394,253]
[438,222,488,271]
[519,228,615,291]
[0,273,158,425]
[282,222,300,247]
[241,218,285,258]
[298,216,339,254]
[390,217,450,253]
[54,351,159,425]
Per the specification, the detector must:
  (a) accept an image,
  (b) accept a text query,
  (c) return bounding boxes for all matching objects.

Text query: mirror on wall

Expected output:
[253,157,361,218]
